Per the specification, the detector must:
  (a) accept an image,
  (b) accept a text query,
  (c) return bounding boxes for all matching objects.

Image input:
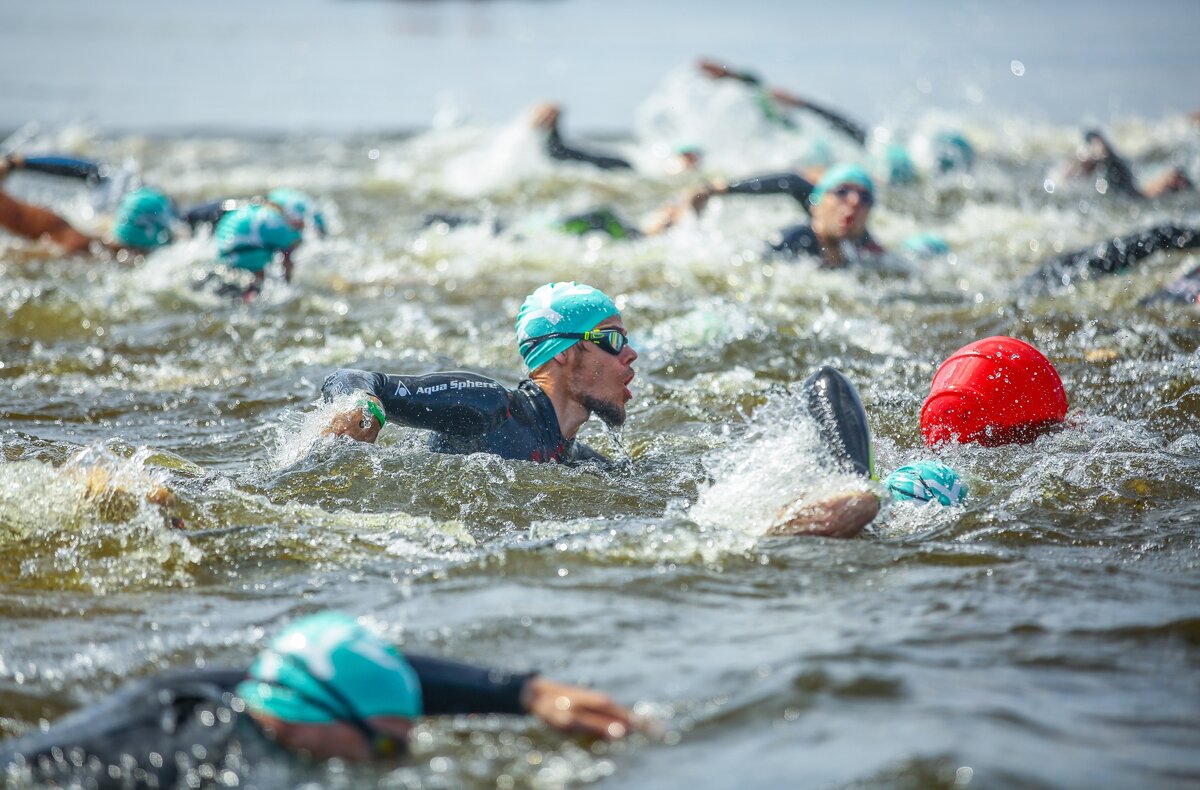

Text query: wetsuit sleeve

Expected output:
[322,369,514,436]
[180,198,235,228]
[545,127,633,171]
[798,100,868,146]
[20,156,104,182]
[407,653,534,716]
[724,173,816,211]
[1025,224,1200,292]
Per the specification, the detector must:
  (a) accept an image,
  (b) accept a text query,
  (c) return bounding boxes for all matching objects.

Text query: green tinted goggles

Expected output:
[521,329,629,356]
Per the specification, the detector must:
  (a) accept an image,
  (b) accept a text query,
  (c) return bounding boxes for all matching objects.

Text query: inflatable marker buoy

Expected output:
[921,336,1068,447]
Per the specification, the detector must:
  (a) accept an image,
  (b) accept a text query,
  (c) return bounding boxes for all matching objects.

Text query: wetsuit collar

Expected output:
[519,379,571,461]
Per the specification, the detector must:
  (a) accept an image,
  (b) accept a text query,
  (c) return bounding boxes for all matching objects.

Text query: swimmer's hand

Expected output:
[522,677,646,741]
[0,154,21,182]
[323,396,384,443]
[767,490,880,539]
[697,58,758,85]
[529,102,562,131]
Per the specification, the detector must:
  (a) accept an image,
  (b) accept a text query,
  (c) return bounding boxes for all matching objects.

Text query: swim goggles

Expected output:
[520,329,629,356]
[829,185,874,206]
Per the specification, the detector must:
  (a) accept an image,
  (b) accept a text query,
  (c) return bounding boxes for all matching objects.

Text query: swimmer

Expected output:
[1059,129,1192,199]
[1022,224,1200,304]
[529,102,634,172]
[195,202,303,302]
[0,154,175,256]
[323,281,637,465]
[0,611,641,785]
[688,162,885,267]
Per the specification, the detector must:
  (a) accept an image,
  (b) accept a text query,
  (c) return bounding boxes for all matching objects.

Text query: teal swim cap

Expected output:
[236,612,423,725]
[112,187,175,249]
[515,282,619,372]
[933,132,975,173]
[214,204,302,273]
[902,233,951,258]
[876,143,918,184]
[809,163,876,207]
[884,460,966,506]
[268,188,327,236]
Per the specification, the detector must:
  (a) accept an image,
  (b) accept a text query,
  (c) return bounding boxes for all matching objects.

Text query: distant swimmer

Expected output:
[0,154,175,256]
[196,202,303,301]
[0,611,641,785]
[322,281,637,466]
[529,102,634,172]
[688,162,885,268]
[696,58,971,184]
[1056,129,1192,199]
[1022,223,1200,304]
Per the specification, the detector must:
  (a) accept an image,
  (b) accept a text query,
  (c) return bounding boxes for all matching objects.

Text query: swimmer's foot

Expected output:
[767,490,880,538]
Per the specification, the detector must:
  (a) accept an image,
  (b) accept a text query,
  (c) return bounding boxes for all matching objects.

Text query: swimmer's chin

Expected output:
[766,491,880,538]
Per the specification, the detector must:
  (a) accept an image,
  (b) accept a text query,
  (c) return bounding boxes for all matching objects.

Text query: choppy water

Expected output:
[2,67,1200,788]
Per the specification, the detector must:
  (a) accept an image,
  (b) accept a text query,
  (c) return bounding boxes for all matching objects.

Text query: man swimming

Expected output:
[1058,129,1192,199]
[0,611,639,785]
[323,281,637,465]
[0,154,174,256]
[688,162,885,267]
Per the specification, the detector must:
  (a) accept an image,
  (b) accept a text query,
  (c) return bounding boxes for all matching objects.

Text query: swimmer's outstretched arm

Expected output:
[322,369,513,443]
[768,89,869,146]
[0,157,96,254]
[409,653,641,739]
[697,58,868,145]
[689,172,816,216]
[1024,224,1200,292]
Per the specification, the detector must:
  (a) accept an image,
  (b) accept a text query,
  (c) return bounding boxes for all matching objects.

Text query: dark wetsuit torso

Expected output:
[724,172,883,265]
[0,655,533,788]
[1024,224,1200,302]
[545,127,632,171]
[323,369,609,465]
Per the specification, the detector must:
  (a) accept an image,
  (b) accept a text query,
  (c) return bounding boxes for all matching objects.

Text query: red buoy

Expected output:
[921,336,1068,447]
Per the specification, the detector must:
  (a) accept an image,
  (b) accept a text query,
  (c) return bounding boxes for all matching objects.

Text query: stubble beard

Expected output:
[580,393,626,428]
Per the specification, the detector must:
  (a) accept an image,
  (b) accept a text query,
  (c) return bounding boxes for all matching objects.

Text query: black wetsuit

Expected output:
[0,655,532,788]
[545,127,632,171]
[180,198,241,229]
[323,370,609,465]
[1023,224,1200,298]
[722,172,883,263]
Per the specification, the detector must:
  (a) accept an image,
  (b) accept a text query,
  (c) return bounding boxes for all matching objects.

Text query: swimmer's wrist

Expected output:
[357,398,386,429]
[707,178,728,195]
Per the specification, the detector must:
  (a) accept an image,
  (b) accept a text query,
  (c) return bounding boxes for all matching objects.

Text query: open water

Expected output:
[1,2,1199,788]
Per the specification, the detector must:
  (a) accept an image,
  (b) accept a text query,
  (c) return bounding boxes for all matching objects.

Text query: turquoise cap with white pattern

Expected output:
[214,204,302,272]
[236,612,423,724]
[515,282,619,372]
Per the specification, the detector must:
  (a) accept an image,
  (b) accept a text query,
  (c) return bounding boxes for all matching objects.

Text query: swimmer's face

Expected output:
[811,183,872,241]
[567,315,637,428]
[258,715,413,761]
